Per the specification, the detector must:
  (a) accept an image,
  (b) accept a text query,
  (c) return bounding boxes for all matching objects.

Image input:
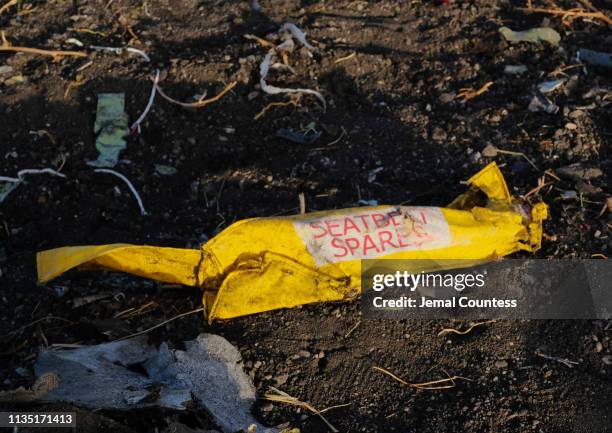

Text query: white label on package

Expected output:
[293,207,452,265]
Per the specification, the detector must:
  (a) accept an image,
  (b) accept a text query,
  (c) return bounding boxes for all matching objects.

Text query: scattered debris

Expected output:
[578,49,612,69]
[0,372,59,403]
[257,23,326,111]
[437,320,496,337]
[457,81,493,102]
[264,387,347,433]
[35,334,277,433]
[535,351,580,368]
[260,51,326,111]
[504,65,528,75]
[155,164,177,175]
[556,163,603,182]
[94,169,147,216]
[87,93,129,168]
[537,79,566,94]
[0,168,67,203]
[276,127,322,144]
[0,31,87,59]
[499,26,560,46]
[131,70,160,134]
[528,92,559,114]
[373,366,469,390]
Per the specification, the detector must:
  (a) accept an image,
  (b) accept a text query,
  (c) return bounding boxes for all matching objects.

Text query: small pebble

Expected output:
[565,122,578,130]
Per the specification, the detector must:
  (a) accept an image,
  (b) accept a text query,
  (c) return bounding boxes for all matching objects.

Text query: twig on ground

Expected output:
[0,0,17,15]
[1,32,87,60]
[524,176,554,199]
[68,28,108,37]
[64,79,86,99]
[373,366,470,390]
[334,52,356,63]
[254,98,300,120]
[519,6,612,26]
[9,316,75,337]
[535,351,579,368]
[494,148,540,171]
[114,301,158,319]
[28,129,57,145]
[155,80,237,108]
[457,82,494,102]
[437,320,497,337]
[94,169,147,216]
[131,69,160,134]
[244,33,275,48]
[325,127,347,146]
[344,319,361,338]
[116,307,204,341]
[264,387,347,433]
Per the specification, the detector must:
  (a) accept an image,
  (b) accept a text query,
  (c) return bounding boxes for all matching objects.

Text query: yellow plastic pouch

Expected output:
[37,162,547,320]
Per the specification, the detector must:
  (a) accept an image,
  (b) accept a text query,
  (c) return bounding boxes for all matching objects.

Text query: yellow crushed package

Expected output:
[37,162,547,320]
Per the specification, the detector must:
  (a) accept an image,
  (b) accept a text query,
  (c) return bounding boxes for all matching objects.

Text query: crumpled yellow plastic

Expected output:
[37,162,547,321]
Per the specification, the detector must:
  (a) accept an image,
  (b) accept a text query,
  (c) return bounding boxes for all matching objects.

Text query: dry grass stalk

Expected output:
[115,307,204,341]
[373,366,469,390]
[0,0,17,15]
[264,387,348,433]
[155,80,237,108]
[520,4,612,26]
[244,34,275,48]
[457,81,494,102]
[437,320,497,337]
[334,52,356,64]
[254,98,300,120]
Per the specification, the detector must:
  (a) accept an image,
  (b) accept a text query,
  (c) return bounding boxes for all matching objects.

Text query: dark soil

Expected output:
[0,0,611,432]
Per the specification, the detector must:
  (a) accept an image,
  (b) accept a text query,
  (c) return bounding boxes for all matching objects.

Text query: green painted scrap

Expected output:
[87,93,129,168]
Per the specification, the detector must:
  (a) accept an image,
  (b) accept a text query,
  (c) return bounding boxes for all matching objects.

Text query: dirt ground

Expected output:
[0,0,611,432]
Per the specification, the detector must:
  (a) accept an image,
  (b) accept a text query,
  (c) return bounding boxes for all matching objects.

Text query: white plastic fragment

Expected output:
[94,169,147,216]
[504,65,528,75]
[0,168,67,203]
[537,79,566,94]
[66,38,84,47]
[259,51,326,110]
[278,23,316,51]
[90,45,151,62]
[130,69,160,134]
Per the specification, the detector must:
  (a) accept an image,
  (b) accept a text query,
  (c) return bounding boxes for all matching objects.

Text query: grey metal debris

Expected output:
[35,334,277,433]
